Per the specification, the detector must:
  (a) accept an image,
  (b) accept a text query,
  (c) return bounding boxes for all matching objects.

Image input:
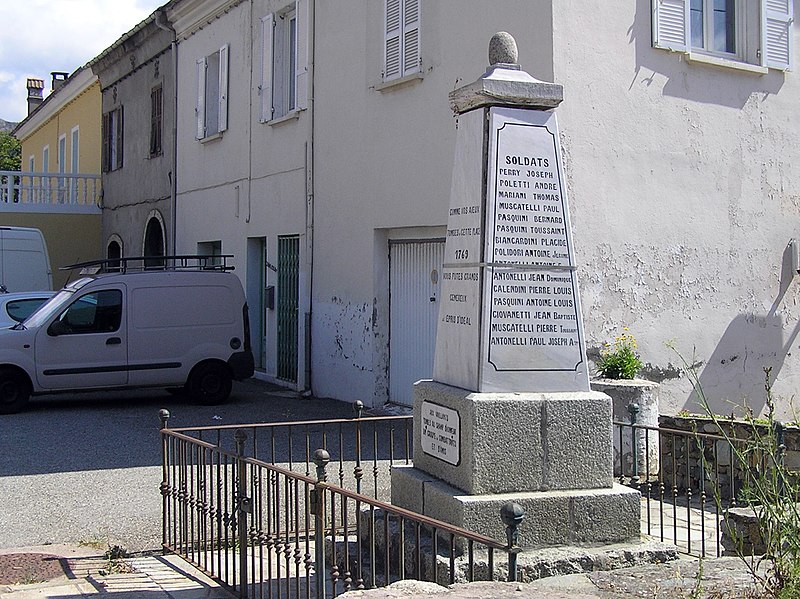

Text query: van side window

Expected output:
[54,290,122,334]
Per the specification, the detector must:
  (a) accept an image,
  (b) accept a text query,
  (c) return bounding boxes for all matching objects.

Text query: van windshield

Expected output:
[22,289,76,329]
[22,276,95,328]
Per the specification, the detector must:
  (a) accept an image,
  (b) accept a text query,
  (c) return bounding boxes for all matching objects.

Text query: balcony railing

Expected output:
[0,171,102,214]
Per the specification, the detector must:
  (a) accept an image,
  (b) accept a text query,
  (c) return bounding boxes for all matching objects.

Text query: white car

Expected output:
[0,291,55,329]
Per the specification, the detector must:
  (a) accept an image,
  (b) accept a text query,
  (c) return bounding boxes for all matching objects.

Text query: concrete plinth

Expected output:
[392,465,641,547]
[411,380,613,495]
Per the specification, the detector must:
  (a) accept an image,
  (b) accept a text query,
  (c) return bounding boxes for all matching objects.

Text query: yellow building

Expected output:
[9,68,103,289]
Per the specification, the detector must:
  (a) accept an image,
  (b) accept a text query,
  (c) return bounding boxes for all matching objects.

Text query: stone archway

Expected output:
[143,210,166,268]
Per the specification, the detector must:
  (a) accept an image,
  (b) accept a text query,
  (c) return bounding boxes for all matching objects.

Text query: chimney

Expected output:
[26,78,44,115]
[51,72,69,92]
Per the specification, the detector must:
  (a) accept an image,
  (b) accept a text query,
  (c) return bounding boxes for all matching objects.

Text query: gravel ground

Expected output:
[0,379,359,552]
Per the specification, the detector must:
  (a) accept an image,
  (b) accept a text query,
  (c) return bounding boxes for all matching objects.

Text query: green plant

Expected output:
[671,345,800,598]
[595,328,643,380]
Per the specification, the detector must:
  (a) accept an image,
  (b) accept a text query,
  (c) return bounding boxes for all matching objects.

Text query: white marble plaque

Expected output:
[480,107,588,389]
[420,400,460,465]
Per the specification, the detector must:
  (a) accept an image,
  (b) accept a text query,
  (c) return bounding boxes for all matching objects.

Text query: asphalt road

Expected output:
[0,379,358,552]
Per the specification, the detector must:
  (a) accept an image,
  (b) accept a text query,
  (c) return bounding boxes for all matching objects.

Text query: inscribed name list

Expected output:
[484,107,584,373]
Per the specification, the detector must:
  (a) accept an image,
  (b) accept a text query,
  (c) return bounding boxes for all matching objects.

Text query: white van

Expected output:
[0,227,53,292]
[0,256,254,413]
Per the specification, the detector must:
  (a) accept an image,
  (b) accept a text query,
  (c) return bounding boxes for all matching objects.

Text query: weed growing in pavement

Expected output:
[671,344,800,598]
[99,544,134,576]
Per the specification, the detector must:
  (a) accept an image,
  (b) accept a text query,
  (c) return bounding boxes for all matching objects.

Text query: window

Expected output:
[102,107,124,172]
[198,240,223,267]
[653,0,793,70]
[70,127,79,202]
[50,290,122,335]
[150,85,163,157]
[6,298,50,323]
[383,0,421,82]
[196,45,229,139]
[260,1,308,122]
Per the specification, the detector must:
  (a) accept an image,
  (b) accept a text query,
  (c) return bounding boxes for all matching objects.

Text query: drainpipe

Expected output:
[305,0,316,394]
[155,9,178,256]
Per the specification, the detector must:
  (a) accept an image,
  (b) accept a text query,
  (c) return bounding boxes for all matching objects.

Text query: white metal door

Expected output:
[389,239,444,406]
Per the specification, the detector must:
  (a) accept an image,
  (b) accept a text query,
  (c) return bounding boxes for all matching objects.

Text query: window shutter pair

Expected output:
[195,45,229,139]
[260,0,309,122]
[652,0,793,70]
[384,0,420,81]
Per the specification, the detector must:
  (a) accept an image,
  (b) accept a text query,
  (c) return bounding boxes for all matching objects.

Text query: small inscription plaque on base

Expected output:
[421,401,460,466]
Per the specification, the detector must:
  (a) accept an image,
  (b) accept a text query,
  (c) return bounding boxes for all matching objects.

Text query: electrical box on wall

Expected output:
[266,285,275,310]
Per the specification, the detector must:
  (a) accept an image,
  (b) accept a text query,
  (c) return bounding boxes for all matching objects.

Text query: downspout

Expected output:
[155,9,178,255]
[305,0,316,393]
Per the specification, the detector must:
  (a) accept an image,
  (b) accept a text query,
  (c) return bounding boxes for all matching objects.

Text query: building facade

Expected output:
[96,0,800,417]
[10,69,103,288]
[88,14,176,263]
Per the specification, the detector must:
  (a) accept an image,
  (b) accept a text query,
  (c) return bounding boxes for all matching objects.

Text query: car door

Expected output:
[35,285,128,390]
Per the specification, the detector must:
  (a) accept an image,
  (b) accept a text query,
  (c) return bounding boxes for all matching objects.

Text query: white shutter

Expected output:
[218,44,229,132]
[295,0,309,109]
[762,0,794,70]
[196,57,206,139]
[653,0,689,52]
[402,0,420,76]
[384,0,401,80]
[260,15,275,122]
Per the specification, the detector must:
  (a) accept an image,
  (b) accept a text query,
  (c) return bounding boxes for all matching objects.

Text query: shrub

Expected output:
[595,328,643,380]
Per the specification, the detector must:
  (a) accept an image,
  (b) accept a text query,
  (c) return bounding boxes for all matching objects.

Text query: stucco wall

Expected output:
[94,22,175,257]
[18,79,101,176]
[312,0,555,406]
[172,0,312,387]
[552,0,800,418]
[0,213,102,289]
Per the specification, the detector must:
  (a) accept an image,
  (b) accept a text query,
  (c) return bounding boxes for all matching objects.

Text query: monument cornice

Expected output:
[449,66,564,115]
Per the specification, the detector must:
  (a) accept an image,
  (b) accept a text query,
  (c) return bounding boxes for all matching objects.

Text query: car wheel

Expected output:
[0,368,31,414]
[188,362,232,405]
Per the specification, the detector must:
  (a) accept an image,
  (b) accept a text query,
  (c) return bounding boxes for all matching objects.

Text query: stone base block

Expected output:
[392,465,641,548]
[412,380,614,494]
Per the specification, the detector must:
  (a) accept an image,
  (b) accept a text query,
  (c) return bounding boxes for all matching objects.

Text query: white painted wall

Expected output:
[553,1,800,418]
[312,1,554,406]
[171,0,312,389]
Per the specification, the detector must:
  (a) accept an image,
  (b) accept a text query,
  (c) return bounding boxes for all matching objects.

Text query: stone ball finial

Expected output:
[489,32,518,66]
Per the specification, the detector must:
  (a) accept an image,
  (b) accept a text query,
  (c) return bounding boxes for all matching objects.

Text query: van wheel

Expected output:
[0,369,31,414]
[188,363,232,405]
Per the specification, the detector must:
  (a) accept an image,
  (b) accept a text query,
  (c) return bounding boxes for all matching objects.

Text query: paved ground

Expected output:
[0,380,770,597]
[0,379,358,552]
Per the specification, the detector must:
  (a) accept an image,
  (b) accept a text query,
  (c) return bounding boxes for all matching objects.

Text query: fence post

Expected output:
[235,429,250,599]
[628,402,640,481]
[313,449,330,599]
[500,502,524,582]
[353,401,363,494]
[159,409,171,554]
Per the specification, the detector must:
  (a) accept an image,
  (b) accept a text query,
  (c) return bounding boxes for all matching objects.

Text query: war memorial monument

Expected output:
[390,33,641,548]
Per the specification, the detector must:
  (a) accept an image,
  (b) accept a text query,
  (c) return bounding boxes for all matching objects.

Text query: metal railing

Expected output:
[160,409,523,598]
[0,171,101,212]
[614,414,788,558]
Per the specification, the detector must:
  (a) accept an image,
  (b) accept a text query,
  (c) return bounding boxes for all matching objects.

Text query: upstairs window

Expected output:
[653,0,793,70]
[150,85,163,157]
[196,45,229,139]
[383,0,421,82]
[259,1,309,122]
[102,107,124,172]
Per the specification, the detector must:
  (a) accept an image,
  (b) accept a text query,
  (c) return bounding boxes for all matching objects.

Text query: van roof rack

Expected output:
[61,255,235,275]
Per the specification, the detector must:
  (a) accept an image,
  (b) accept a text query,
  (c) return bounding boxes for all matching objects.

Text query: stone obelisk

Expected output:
[390,33,640,547]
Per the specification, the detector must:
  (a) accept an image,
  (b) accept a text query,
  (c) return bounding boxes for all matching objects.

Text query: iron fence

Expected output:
[613,415,788,558]
[160,409,521,598]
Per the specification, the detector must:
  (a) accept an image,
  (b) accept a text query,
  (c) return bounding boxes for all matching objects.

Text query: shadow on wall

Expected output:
[687,244,800,418]
[628,0,786,109]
